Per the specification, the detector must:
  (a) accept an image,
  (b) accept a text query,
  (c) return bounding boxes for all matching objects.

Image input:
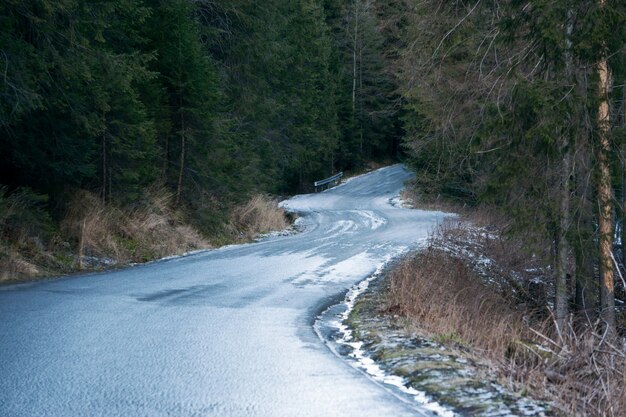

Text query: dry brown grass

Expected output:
[385,222,626,416]
[515,323,626,417]
[228,194,288,240]
[387,248,526,355]
[61,188,209,266]
[0,250,40,281]
[0,186,56,281]
[1,189,288,281]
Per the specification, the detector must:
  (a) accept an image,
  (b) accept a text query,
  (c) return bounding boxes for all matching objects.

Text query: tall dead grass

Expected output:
[1,189,288,281]
[61,188,208,265]
[0,186,55,281]
[386,223,626,416]
[0,250,40,281]
[387,248,527,355]
[228,194,288,240]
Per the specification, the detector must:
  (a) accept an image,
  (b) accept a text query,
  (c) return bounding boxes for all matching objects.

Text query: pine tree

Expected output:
[144,0,220,205]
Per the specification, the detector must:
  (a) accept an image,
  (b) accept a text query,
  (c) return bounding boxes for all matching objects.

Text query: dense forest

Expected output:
[0,0,399,275]
[1,0,626,333]
[393,0,626,335]
[0,0,399,215]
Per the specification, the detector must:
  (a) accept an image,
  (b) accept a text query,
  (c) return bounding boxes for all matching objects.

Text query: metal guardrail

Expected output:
[314,172,343,191]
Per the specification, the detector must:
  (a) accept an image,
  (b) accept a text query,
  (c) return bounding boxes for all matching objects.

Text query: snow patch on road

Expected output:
[292,252,377,287]
[389,195,414,209]
[353,210,386,230]
[325,220,357,235]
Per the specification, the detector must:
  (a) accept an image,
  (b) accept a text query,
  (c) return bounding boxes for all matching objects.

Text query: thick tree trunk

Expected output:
[597,132,615,331]
[574,151,597,317]
[596,14,615,330]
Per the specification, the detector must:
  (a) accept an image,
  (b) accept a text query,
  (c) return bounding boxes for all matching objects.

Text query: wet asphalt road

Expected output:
[0,164,446,417]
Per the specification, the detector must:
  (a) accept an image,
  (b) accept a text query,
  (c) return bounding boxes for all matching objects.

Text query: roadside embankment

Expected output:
[333,198,625,416]
[343,274,550,416]
[0,188,291,283]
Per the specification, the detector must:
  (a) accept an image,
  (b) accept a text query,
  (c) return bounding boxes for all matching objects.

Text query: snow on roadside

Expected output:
[314,248,456,417]
[256,216,311,240]
[389,195,414,209]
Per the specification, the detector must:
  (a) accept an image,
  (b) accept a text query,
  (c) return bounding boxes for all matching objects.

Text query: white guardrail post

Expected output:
[314,172,343,192]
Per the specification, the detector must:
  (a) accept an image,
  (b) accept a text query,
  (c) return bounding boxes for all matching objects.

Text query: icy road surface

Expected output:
[0,164,447,417]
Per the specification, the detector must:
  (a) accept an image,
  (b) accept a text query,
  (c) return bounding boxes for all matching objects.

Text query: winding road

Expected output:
[0,164,447,417]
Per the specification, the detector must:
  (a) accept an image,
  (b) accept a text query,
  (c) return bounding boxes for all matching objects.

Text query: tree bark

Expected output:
[622,82,626,268]
[555,11,575,332]
[352,0,358,114]
[163,136,169,180]
[176,105,185,207]
[574,150,597,317]
[102,116,107,204]
[595,0,615,331]
[555,143,572,331]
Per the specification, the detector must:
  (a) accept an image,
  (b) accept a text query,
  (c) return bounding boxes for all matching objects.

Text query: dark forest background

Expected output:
[1,0,401,229]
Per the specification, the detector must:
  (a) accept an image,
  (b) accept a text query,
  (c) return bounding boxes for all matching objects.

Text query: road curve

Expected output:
[0,164,446,417]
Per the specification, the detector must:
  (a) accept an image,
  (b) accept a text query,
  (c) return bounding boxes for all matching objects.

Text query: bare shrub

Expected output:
[61,191,122,262]
[516,324,626,416]
[61,188,209,266]
[229,194,288,240]
[0,250,40,281]
[385,222,626,416]
[121,187,207,259]
[0,186,56,281]
[386,247,526,357]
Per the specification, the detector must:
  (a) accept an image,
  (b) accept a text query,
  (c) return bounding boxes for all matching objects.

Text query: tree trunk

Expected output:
[574,155,597,317]
[359,30,364,157]
[555,12,575,332]
[175,12,185,207]
[352,0,358,114]
[163,136,169,179]
[102,119,107,204]
[622,82,626,268]
[595,2,615,330]
[597,128,615,331]
[555,143,572,331]
[176,106,185,207]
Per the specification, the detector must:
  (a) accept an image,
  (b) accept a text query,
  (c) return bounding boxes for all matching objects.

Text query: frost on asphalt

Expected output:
[0,164,447,417]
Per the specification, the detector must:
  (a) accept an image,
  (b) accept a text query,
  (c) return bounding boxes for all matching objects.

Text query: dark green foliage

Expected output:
[143,0,221,200]
[329,0,401,170]
[0,0,158,205]
[195,0,348,191]
[0,0,399,240]
[397,0,625,329]
[0,185,54,243]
